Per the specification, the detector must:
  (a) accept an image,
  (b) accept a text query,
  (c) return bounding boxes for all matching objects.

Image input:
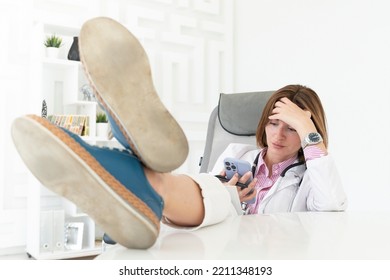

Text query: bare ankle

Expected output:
[144,167,166,198]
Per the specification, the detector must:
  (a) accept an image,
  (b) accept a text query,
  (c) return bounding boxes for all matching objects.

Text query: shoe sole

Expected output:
[79,17,189,172]
[11,115,160,249]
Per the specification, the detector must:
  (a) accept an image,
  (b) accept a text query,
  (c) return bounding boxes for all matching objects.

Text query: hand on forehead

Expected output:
[269,97,312,131]
[272,97,311,118]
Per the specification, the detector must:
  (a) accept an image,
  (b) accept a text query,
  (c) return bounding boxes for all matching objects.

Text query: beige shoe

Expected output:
[79,17,188,172]
[12,115,162,249]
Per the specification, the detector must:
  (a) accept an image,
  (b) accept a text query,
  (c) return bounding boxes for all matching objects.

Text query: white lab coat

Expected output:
[211,143,348,214]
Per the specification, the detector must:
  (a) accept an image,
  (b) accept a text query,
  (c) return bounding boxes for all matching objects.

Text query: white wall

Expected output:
[234,0,390,211]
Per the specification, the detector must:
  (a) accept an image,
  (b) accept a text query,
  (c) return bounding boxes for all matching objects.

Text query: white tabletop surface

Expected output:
[96,211,390,260]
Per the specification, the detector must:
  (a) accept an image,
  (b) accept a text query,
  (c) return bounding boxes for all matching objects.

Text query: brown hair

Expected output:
[256,84,328,149]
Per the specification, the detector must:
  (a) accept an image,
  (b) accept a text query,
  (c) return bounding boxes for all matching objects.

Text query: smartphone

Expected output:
[215,157,255,203]
[223,157,253,185]
[225,158,256,204]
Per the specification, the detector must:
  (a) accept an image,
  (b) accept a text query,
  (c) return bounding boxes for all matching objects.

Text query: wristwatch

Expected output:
[301,132,323,149]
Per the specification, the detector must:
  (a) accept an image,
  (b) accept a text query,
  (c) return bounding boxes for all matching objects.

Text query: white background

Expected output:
[235,0,390,213]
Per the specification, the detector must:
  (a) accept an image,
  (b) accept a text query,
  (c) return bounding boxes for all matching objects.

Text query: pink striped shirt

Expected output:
[247,146,325,214]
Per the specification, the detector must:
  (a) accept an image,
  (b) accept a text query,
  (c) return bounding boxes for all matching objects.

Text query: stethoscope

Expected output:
[251,152,306,178]
[242,152,306,214]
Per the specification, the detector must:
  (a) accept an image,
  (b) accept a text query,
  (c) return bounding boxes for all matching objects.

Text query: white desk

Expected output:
[96,212,390,260]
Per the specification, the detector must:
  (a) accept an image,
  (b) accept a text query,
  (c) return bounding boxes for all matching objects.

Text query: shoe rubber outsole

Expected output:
[79,17,189,172]
[11,115,160,249]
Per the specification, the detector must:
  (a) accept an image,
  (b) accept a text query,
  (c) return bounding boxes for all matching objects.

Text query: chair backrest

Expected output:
[199,91,274,173]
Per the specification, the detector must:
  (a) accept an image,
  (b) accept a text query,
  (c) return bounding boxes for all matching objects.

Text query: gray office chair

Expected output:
[199,91,274,173]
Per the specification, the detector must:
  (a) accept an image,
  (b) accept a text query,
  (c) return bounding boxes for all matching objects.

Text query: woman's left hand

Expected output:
[237,180,257,203]
[219,170,257,203]
[228,171,257,203]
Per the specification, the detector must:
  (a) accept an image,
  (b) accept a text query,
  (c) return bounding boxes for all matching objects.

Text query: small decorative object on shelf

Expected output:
[96,111,108,123]
[44,34,63,58]
[96,111,109,138]
[64,222,84,250]
[67,36,80,61]
[41,99,47,118]
[81,84,95,101]
[47,114,89,136]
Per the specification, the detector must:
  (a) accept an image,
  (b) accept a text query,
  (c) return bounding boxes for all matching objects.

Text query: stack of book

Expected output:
[47,115,89,136]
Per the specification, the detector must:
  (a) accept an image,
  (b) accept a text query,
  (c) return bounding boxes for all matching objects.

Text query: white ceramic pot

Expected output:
[45,47,59,58]
[96,123,109,138]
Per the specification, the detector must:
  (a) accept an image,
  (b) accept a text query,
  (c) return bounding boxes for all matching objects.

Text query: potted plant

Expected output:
[44,34,63,58]
[96,112,109,138]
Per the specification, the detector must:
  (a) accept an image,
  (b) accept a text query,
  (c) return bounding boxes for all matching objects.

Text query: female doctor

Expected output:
[150,84,347,232]
[211,84,347,214]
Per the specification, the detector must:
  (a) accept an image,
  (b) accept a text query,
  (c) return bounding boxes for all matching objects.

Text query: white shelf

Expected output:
[27,21,105,260]
[67,100,97,106]
[31,246,102,260]
[42,57,80,66]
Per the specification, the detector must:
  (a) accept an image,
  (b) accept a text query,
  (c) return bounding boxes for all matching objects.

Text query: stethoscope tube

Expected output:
[251,152,306,178]
[244,152,306,214]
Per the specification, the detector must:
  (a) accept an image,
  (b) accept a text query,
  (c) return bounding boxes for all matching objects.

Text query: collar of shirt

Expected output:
[247,149,298,214]
[255,148,298,179]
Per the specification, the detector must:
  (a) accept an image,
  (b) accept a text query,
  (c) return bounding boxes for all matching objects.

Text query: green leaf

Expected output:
[96,112,108,123]
[44,34,63,48]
